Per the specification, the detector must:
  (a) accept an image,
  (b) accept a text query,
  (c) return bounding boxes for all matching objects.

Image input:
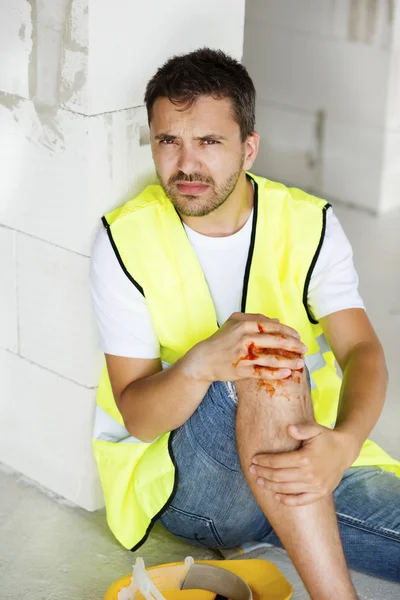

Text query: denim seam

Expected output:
[168,504,224,546]
[337,513,400,544]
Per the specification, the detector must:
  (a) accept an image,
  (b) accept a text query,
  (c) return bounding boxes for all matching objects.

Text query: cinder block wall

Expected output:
[243,0,400,213]
[0,0,246,509]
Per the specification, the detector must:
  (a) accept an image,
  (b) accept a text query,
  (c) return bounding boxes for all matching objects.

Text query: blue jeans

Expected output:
[159,381,400,581]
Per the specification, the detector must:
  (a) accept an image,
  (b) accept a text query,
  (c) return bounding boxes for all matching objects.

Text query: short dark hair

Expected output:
[144,47,256,141]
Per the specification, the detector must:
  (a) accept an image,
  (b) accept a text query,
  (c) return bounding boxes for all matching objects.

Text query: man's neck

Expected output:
[179,173,254,238]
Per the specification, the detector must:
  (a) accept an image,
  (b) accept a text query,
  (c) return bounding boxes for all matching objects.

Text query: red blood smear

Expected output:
[253,346,301,360]
[254,366,304,401]
[254,366,277,395]
[232,342,258,367]
[257,324,288,340]
[233,343,303,368]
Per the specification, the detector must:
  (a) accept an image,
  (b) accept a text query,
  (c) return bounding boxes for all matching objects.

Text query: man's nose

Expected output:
[177,144,201,174]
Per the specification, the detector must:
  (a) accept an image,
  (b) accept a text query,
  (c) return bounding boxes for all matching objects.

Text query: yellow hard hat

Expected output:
[104,558,292,600]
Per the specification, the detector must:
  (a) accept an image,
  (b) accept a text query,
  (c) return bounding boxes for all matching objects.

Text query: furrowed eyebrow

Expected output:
[154,133,227,141]
[196,135,227,141]
[154,133,176,141]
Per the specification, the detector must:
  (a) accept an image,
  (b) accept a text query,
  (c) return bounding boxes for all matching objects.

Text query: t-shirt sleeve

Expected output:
[307,208,365,321]
[89,226,160,358]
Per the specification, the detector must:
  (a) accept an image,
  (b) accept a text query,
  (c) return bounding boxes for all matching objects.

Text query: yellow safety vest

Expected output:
[93,173,400,550]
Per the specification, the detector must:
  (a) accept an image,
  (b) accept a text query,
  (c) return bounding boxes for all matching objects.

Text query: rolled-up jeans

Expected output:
[159,381,400,581]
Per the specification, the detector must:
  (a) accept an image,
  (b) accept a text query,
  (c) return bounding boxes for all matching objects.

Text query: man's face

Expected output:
[150,95,247,217]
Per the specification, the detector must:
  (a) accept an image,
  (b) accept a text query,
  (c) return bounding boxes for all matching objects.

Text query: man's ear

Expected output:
[243,131,260,171]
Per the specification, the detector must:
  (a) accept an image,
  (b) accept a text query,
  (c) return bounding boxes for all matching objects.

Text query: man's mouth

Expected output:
[176,182,210,195]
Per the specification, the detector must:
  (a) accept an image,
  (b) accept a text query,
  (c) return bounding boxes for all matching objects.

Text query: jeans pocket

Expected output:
[160,504,224,549]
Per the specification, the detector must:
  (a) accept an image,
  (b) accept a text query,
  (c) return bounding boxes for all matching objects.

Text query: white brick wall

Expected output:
[244,0,400,213]
[0,100,155,257]
[89,0,246,113]
[381,6,400,211]
[87,106,156,235]
[0,349,102,510]
[253,103,317,191]
[0,227,18,353]
[17,234,102,387]
[323,120,384,211]
[0,99,90,255]
[0,0,246,509]
[0,0,32,99]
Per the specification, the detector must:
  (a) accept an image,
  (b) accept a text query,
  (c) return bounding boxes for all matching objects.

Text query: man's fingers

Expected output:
[256,479,310,494]
[252,450,304,469]
[249,333,307,354]
[246,367,293,380]
[275,492,322,507]
[238,314,301,340]
[254,324,302,341]
[250,466,302,483]
[249,355,305,370]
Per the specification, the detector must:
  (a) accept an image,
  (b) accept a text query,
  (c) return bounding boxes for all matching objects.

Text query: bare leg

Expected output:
[236,371,357,599]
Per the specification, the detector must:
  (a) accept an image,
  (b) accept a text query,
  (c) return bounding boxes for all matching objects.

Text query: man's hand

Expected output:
[184,312,307,383]
[249,423,359,506]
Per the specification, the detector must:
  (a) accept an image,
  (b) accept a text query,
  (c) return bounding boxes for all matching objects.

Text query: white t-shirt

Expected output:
[90,207,365,359]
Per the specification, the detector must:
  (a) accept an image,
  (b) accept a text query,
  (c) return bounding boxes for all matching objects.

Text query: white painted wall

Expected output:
[0,0,246,510]
[243,0,400,214]
[89,0,246,114]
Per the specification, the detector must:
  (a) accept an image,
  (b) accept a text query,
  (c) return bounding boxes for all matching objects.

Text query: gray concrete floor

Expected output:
[1,465,399,600]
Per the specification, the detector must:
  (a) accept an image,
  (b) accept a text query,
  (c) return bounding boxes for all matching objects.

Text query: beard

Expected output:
[157,153,245,217]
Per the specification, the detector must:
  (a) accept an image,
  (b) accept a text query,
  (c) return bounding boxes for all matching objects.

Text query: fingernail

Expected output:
[257,478,264,487]
[249,465,256,474]
[252,458,258,465]
[297,360,304,368]
[301,344,308,353]
[275,494,281,501]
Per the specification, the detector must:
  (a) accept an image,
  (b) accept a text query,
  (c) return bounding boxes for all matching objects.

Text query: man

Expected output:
[91,48,400,599]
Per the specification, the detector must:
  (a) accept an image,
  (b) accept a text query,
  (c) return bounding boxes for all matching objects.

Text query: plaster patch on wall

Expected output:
[0,92,23,112]
[59,0,88,111]
[348,0,378,45]
[139,125,150,146]
[1,93,65,153]
[388,0,395,26]
[25,0,71,107]
[348,0,395,48]
[35,103,66,152]
[27,0,38,100]
[18,23,27,41]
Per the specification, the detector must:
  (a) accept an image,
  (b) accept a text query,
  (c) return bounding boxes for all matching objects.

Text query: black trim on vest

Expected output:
[241,176,259,313]
[130,431,179,553]
[101,215,145,298]
[302,204,331,325]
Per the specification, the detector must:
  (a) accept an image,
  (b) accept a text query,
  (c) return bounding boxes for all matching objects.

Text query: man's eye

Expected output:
[160,139,175,145]
[202,139,219,145]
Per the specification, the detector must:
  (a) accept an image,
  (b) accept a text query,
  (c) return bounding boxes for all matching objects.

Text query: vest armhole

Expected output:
[101,216,145,298]
[241,175,258,313]
[302,203,331,325]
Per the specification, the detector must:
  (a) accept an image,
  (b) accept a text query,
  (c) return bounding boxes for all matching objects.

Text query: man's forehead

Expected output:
[150,95,239,134]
